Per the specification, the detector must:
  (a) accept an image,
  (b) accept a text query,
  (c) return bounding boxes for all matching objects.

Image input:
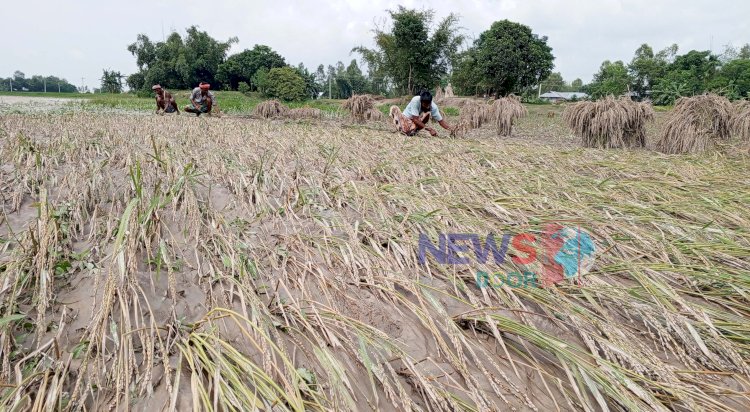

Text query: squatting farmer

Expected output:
[390,90,453,137]
[152,85,179,115]
[184,82,216,116]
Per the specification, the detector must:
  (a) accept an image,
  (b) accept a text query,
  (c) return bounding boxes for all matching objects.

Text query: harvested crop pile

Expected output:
[492,95,527,136]
[286,107,323,120]
[731,99,750,142]
[563,95,654,149]
[459,100,492,129]
[253,99,289,118]
[343,94,375,123]
[655,94,734,154]
[364,108,384,121]
[1,112,749,411]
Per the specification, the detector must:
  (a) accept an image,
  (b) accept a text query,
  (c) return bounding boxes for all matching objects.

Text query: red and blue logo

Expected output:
[417,224,596,288]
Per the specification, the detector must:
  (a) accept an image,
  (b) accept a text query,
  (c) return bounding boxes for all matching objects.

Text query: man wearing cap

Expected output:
[152,85,179,115]
[390,90,452,137]
[184,82,216,116]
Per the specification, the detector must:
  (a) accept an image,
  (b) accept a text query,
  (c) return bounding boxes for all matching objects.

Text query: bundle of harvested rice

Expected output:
[286,107,323,120]
[563,96,654,149]
[730,100,750,142]
[343,94,375,123]
[450,118,470,138]
[459,100,492,129]
[365,108,384,122]
[492,95,527,136]
[254,99,289,118]
[655,94,733,154]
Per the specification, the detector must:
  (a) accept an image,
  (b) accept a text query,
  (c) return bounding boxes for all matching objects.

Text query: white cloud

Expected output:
[2,0,747,90]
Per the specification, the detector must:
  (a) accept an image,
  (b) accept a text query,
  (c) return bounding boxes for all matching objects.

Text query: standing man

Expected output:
[390,90,452,137]
[152,85,180,115]
[184,82,216,116]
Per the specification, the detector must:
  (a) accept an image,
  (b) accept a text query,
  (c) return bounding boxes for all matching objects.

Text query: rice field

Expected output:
[0,100,749,411]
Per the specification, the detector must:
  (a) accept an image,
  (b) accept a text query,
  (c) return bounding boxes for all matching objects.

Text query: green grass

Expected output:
[0,91,346,115]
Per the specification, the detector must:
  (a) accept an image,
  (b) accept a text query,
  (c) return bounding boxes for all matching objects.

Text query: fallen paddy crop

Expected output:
[0,110,748,411]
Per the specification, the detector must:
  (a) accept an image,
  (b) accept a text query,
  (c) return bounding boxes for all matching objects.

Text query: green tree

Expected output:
[451,49,485,95]
[571,78,583,90]
[740,44,750,60]
[541,72,567,93]
[126,27,236,91]
[295,63,321,99]
[651,80,689,105]
[711,59,750,99]
[353,6,464,95]
[217,45,287,90]
[628,44,669,98]
[264,66,306,101]
[587,60,632,98]
[454,20,554,97]
[251,67,269,95]
[654,50,718,97]
[101,69,124,93]
[0,72,76,92]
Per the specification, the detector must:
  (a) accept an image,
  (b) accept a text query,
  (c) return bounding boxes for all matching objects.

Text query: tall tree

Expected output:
[453,20,554,97]
[264,66,307,101]
[126,27,236,91]
[101,70,124,93]
[353,7,464,95]
[295,63,321,99]
[217,45,287,90]
[541,72,567,93]
[628,44,668,98]
[711,58,750,99]
[587,60,632,98]
[663,50,719,95]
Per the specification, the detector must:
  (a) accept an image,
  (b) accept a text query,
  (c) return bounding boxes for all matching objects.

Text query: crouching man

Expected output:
[390,90,452,137]
[152,84,179,115]
[184,82,216,116]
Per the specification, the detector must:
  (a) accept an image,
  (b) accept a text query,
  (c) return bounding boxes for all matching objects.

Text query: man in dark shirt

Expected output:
[152,85,179,115]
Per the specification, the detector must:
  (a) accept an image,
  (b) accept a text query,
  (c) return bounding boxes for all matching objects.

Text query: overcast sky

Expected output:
[4,0,748,90]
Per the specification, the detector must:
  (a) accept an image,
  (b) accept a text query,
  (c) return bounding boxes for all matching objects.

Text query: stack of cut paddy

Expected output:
[730,100,750,142]
[459,100,493,129]
[655,94,733,154]
[254,99,289,118]
[343,94,377,123]
[563,95,654,149]
[492,94,527,136]
[449,118,470,138]
[365,108,384,121]
[286,107,323,120]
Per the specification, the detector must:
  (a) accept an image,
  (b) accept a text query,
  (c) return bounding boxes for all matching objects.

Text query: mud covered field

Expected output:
[1,106,749,411]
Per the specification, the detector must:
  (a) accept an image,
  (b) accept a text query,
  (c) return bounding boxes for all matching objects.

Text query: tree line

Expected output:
[583,43,750,104]
[122,8,554,101]
[116,7,750,103]
[0,71,78,93]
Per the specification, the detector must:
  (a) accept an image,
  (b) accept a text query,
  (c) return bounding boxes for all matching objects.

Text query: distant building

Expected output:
[540,91,589,103]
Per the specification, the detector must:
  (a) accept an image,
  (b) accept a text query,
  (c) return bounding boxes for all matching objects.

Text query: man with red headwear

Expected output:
[184,81,216,116]
[152,84,179,115]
